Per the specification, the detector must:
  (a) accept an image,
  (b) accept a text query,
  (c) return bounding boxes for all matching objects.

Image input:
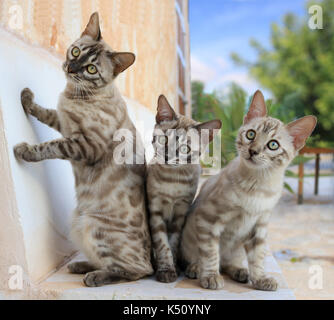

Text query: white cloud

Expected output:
[217,71,255,88]
[190,54,265,96]
[190,55,217,82]
[215,57,228,69]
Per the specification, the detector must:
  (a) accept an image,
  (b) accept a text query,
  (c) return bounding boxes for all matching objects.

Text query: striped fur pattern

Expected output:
[147,95,221,283]
[180,90,317,291]
[14,12,153,286]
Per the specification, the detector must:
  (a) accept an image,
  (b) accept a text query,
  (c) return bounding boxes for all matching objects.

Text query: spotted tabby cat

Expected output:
[147,95,221,282]
[13,12,153,286]
[181,90,316,291]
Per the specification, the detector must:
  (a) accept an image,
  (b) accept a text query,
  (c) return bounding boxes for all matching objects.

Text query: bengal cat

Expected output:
[13,12,153,287]
[147,95,221,282]
[181,90,316,291]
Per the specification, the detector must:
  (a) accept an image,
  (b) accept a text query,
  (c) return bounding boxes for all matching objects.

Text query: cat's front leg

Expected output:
[21,88,61,132]
[168,200,189,267]
[196,212,224,290]
[14,136,103,163]
[245,219,278,291]
[149,207,178,283]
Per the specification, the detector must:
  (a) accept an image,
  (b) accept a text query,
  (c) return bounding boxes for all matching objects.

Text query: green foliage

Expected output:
[231,0,334,147]
[192,81,247,166]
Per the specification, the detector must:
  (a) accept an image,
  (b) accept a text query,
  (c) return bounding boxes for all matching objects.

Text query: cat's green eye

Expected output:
[71,47,80,57]
[246,129,256,140]
[179,144,190,154]
[158,136,168,145]
[267,140,279,151]
[87,64,97,74]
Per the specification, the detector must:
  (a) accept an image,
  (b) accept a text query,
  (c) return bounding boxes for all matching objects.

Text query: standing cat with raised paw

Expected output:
[14,12,153,286]
[147,95,221,283]
[180,90,317,291]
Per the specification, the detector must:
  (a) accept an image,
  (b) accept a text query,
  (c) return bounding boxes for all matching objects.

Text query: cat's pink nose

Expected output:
[249,148,259,157]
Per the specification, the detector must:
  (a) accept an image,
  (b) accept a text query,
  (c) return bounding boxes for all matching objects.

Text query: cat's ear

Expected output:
[286,115,317,151]
[156,95,176,123]
[81,12,102,41]
[109,52,136,76]
[244,90,267,124]
[194,119,222,142]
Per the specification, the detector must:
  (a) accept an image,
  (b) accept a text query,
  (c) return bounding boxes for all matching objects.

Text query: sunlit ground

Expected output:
[269,174,334,300]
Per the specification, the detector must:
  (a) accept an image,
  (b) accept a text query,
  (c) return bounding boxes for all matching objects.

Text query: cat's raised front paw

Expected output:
[200,274,224,290]
[251,276,278,291]
[156,268,178,283]
[13,142,36,162]
[21,88,34,113]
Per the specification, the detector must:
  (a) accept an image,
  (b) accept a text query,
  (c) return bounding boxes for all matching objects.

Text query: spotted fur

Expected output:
[13,12,153,287]
[180,90,317,291]
[147,95,221,283]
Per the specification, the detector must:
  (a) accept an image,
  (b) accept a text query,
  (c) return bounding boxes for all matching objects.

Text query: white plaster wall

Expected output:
[0,28,155,283]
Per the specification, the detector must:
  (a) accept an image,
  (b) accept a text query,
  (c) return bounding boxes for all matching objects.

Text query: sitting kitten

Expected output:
[147,95,221,282]
[180,90,316,291]
[14,12,153,286]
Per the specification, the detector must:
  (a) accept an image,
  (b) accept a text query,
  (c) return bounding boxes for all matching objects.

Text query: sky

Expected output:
[189,0,306,96]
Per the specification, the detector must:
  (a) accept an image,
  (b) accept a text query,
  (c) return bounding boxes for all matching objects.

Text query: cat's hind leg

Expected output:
[67,261,97,274]
[83,267,144,287]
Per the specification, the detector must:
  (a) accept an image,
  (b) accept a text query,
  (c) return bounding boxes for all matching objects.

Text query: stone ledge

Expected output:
[3,253,294,300]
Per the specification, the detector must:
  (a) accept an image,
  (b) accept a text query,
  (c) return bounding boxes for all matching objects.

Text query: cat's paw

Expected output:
[83,271,104,287]
[251,276,278,291]
[200,274,224,290]
[185,263,199,279]
[230,268,249,283]
[14,142,32,161]
[156,268,178,283]
[21,88,34,113]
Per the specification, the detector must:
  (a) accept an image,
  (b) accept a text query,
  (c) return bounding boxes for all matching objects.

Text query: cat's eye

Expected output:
[71,47,80,57]
[158,136,168,145]
[267,140,279,150]
[87,64,97,74]
[179,145,190,154]
[246,129,256,140]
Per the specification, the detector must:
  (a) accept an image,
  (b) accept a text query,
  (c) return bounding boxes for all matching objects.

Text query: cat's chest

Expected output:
[58,98,115,137]
[224,212,260,240]
[151,165,200,199]
[240,192,281,214]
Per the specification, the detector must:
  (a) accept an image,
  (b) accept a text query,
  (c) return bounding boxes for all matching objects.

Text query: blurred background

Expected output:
[190,0,334,159]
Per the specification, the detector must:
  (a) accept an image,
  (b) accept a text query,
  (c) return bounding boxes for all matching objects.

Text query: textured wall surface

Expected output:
[0,0,179,111]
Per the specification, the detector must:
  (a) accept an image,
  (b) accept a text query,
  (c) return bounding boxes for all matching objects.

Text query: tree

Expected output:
[192,81,248,165]
[231,0,334,146]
